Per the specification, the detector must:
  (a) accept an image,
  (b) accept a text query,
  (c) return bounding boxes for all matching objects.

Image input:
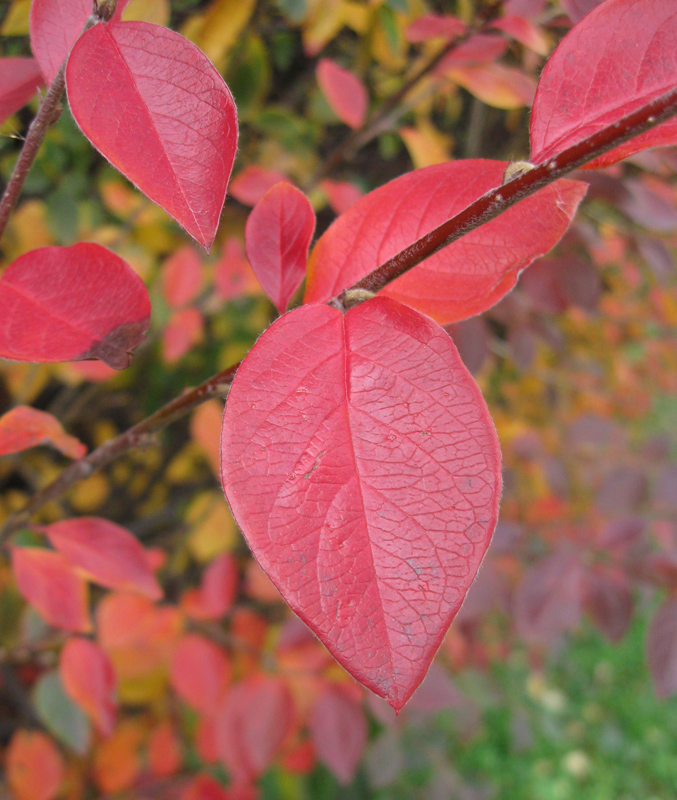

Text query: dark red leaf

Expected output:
[66,21,238,250]
[515,553,582,645]
[309,687,367,785]
[647,599,677,698]
[316,58,368,129]
[530,0,677,168]
[0,244,150,369]
[43,517,162,599]
[0,58,44,124]
[245,183,315,313]
[583,566,633,642]
[305,161,586,324]
[0,406,86,459]
[30,0,132,84]
[60,637,117,735]
[221,298,501,709]
[11,546,91,632]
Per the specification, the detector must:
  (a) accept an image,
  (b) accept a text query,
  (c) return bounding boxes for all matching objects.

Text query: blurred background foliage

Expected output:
[0,0,676,798]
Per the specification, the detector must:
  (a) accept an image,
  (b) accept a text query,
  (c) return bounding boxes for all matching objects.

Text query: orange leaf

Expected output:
[44,517,162,600]
[93,719,144,794]
[6,730,65,800]
[190,399,224,477]
[148,720,182,777]
[60,637,117,736]
[0,406,86,459]
[11,546,91,632]
[448,63,536,109]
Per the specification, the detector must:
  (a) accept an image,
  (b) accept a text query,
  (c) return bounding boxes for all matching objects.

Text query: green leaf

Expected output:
[33,670,91,755]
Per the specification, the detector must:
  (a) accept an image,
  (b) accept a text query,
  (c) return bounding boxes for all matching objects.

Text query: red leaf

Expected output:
[180,775,230,800]
[647,599,677,698]
[304,162,586,324]
[6,730,65,800]
[30,0,132,84]
[229,166,290,207]
[436,34,508,70]
[162,246,203,309]
[221,298,501,709]
[583,566,633,643]
[316,59,368,130]
[169,633,231,714]
[44,517,162,599]
[405,15,466,43]
[320,179,364,215]
[0,244,150,369]
[66,21,238,249]
[215,676,294,781]
[530,0,677,168]
[148,721,182,777]
[559,0,606,23]
[162,307,205,363]
[60,637,117,735]
[0,406,86,459]
[490,16,549,56]
[11,546,91,632]
[244,183,316,314]
[309,687,367,784]
[0,58,44,124]
[214,238,261,301]
[181,553,238,621]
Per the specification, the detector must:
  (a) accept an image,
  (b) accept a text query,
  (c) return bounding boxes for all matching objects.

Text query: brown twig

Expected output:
[1,87,676,541]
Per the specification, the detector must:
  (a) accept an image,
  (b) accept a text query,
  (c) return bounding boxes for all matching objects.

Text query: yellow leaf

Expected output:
[302,0,346,56]
[448,64,536,110]
[399,119,452,169]
[0,0,31,36]
[4,201,52,261]
[68,473,110,512]
[121,0,170,25]
[188,500,238,562]
[186,0,257,69]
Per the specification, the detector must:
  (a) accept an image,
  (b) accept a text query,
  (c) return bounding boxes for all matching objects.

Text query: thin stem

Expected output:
[0,362,239,542]
[339,85,677,300]
[0,14,98,242]
[2,88,676,539]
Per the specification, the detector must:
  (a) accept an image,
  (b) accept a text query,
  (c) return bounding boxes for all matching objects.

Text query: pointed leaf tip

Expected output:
[221,298,501,708]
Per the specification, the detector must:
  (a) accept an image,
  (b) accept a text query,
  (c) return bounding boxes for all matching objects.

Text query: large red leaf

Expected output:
[43,517,162,599]
[316,58,368,130]
[221,298,501,709]
[244,183,316,314]
[530,0,677,168]
[304,161,586,324]
[66,21,238,250]
[11,546,91,632]
[0,58,44,124]
[0,243,150,369]
[60,637,117,735]
[30,0,132,84]
[309,687,367,784]
[0,406,86,459]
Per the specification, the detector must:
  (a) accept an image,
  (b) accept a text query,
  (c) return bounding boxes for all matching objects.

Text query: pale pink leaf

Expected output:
[0,58,44,123]
[309,687,367,784]
[317,58,368,129]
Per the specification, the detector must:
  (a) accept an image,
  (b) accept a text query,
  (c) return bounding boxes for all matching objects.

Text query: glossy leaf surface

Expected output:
[221,298,501,708]
[316,58,368,129]
[305,161,586,324]
[0,244,150,369]
[245,182,316,313]
[60,637,117,735]
[0,406,86,459]
[29,0,132,83]
[43,517,162,599]
[11,546,90,632]
[530,0,677,168]
[0,57,44,123]
[66,21,238,249]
